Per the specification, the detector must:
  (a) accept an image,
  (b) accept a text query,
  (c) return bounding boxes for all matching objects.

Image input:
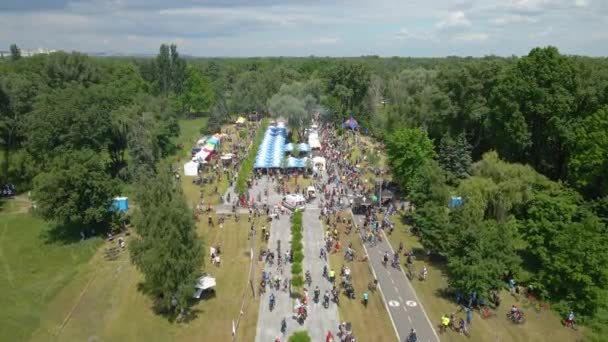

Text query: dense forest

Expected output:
[1,45,607,338]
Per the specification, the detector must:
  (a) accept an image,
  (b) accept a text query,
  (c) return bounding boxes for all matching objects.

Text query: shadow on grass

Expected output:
[41,221,108,245]
[136,281,207,323]
[41,223,88,245]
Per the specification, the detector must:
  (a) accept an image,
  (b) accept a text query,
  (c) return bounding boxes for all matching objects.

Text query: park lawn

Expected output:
[384,213,584,342]
[0,211,102,342]
[31,117,264,342]
[31,211,265,342]
[325,211,397,342]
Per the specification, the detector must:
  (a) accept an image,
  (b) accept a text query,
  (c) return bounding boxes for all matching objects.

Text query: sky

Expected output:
[1,0,607,57]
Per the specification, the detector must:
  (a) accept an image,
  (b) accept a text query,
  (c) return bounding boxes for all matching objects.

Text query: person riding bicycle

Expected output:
[383,252,389,266]
[566,311,575,328]
[458,318,466,334]
[269,293,276,309]
[398,241,404,254]
[324,290,330,307]
[281,317,287,333]
[314,286,321,302]
[510,305,522,321]
[441,314,450,332]
[407,328,417,342]
[305,270,312,284]
[362,291,369,307]
[421,265,428,280]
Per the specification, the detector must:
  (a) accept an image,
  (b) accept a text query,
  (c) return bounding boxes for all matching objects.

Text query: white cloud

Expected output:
[436,11,471,29]
[453,33,490,42]
[394,28,436,41]
[0,0,606,57]
[310,37,338,45]
[531,25,554,38]
[492,14,538,25]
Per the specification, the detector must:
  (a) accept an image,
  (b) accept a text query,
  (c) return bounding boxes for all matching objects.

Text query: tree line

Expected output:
[382,48,608,340]
[2,44,607,331]
[0,44,207,316]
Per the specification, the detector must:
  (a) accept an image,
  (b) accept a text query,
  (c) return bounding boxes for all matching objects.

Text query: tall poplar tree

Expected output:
[130,169,204,315]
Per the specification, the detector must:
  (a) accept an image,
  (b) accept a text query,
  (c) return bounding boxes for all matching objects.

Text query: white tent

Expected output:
[308,132,321,149]
[312,156,326,171]
[193,274,216,298]
[184,161,199,176]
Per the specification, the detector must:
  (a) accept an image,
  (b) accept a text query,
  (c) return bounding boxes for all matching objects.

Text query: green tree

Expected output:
[386,127,436,191]
[230,70,269,113]
[567,107,608,198]
[9,44,21,61]
[438,132,472,183]
[32,149,119,227]
[521,190,608,315]
[0,73,45,178]
[267,94,309,140]
[130,170,203,315]
[447,218,521,296]
[324,62,370,121]
[178,66,215,116]
[42,52,101,89]
[155,44,172,95]
[26,84,114,163]
[489,46,578,180]
[170,44,186,95]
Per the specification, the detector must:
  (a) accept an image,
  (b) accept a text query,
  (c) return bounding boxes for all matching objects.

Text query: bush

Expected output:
[291,262,302,275]
[289,331,311,342]
[293,250,304,263]
[292,230,303,241]
[291,274,304,287]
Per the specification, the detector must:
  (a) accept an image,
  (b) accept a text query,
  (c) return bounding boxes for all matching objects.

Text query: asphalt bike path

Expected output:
[352,213,439,342]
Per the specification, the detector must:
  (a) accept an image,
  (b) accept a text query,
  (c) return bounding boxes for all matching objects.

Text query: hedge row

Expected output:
[291,210,304,293]
[289,331,311,342]
[235,118,269,195]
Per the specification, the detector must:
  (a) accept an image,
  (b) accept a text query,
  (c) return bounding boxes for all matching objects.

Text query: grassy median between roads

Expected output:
[325,210,397,341]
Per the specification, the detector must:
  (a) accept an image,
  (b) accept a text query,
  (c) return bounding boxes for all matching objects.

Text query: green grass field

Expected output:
[0,118,265,342]
[384,213,584,342]
[0,209,101,341]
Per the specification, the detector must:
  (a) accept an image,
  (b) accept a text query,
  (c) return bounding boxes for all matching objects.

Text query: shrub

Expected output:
[291,262,302,275]
[293,250,304,263]
[289,331,311,342]
[291,274,304,287]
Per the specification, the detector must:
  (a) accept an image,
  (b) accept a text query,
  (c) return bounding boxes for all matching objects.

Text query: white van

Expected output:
[282,194,307,211]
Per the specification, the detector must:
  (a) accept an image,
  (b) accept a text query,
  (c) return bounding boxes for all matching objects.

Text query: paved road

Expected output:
[254,176,339,342]
[254,176,296,342]
[352,213,439,342]
[301,200,339,341]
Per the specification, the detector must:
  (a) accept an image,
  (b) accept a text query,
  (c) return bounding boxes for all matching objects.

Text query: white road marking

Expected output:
[408,316,412,323]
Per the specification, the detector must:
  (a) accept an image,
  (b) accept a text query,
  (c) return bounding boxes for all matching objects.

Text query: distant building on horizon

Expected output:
[20,48,57,57]
[1,47,57,58]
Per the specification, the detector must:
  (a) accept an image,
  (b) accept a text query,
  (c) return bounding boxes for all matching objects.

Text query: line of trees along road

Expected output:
[1,44,607,334]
